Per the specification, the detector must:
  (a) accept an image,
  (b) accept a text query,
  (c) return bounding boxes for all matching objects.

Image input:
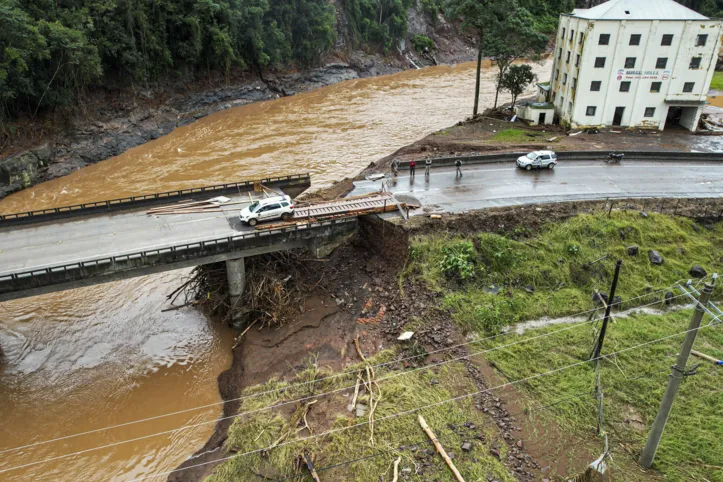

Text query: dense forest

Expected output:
[1,0,721,121]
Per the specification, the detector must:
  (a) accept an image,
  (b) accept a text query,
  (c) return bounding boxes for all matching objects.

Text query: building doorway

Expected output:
[664,106,700,131]
[538,112,546,124]
[612,107,625,126]
[665,107,683,128]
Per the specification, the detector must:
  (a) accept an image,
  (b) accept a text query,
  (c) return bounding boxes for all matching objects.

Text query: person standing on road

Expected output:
[425,158,432,177]
[455,158,463,177]
[409,160,416,177]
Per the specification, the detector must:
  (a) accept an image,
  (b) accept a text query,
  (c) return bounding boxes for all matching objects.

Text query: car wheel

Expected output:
[281,212,291,221]
[548,163,555,169]
[525,165,532,171]
[248,218,258,226]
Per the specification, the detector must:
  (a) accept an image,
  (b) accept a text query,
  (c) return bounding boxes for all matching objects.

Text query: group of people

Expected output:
[391,158,463,178]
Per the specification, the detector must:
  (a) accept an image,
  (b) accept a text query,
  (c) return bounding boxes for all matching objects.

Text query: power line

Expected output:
[0,284,681,456]
[125,319,721,482]
[0,292,688,474]
[274,368,671,481]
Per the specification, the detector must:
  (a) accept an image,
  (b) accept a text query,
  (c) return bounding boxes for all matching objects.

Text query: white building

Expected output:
[548,0,722,131]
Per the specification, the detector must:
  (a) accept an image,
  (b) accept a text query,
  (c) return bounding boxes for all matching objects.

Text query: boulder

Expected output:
[648,249,664,265]
[461,442,473,452]
[664,291,674,305]
[689,265,707,278]
[626,245,639,256]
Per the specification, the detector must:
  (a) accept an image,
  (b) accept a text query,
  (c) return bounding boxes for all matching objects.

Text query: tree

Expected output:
[444,0,493,117]
[500,63,536,108]
[483,1,547,108]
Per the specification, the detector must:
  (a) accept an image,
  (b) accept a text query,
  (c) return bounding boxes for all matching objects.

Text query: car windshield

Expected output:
[248,201,260,212]
[526,153,536,160]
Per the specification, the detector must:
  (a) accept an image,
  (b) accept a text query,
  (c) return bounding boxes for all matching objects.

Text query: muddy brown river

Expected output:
[0,59,551,481]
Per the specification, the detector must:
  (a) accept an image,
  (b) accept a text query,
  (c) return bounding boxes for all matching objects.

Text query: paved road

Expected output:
[0,193,258,276]
[352,161,723,213]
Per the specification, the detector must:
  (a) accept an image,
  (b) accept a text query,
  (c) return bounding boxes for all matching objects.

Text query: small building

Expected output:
[515,101,555,125]
[536,82,551,102]
[548,0,722,131]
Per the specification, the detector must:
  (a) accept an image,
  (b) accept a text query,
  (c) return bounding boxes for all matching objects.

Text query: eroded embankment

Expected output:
[175,197,723,482]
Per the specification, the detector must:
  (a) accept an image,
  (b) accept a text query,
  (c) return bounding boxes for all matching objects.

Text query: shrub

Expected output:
[441,241,477,280]
[411,34,435,52]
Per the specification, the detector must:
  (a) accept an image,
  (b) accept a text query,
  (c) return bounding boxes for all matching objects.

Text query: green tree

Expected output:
[500,63,536,108]
[483,2,547,108]
[443,0,492,117]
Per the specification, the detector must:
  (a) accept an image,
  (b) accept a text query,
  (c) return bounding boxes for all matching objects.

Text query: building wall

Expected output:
[549,15,722,131]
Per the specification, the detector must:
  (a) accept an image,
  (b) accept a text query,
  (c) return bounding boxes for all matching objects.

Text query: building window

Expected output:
[625,57,636,68]
[560,96,564,106]
[599,34,610,45]
[569,101,573,112]
[562,28,566,39]
[696,34,708,46]
[591,81,601,91]
[579,32,584,44]
[570,29,575,40]
[563,73,568,84]
[572,77,577,89]
[566,51,571,63]
[683,82,695,93]
[629,34,641,45]
[650,81,662,93]
[661,34,673,46]
[690,57,702,69]
[576,54,580,66]
[644,107,656,117]
[555,68,559,79]
[586,106,597,116]
[620,81,631,92]
[656,57,667,69]
[595,57,606,68]
[558,48,561,59]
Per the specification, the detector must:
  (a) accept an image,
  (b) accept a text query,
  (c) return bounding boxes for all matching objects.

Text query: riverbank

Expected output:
[0,15,477,200]
[178,198,723,481]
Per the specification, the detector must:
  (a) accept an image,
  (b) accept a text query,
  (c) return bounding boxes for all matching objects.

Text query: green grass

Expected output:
[406,211,723,335]
[491,128,549,143]
[710,71,723,91]
[479,309,723,481]
[206,353,514,482]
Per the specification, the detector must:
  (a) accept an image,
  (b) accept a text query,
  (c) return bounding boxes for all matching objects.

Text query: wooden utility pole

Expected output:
[590,259,622,366]
[639,281,715,468]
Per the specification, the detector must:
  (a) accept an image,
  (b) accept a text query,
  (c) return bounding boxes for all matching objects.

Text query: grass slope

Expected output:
[406,210,723,481]
[711,71,723,91]
[207,354,514,482]
[407,211,723,334]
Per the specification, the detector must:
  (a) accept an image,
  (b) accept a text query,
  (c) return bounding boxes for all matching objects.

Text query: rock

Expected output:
[648,249,664,265]
[626,245,639,256]
[689,265,707,278]
[664,291,674,305]
[640,211,648,218]
[516,440,523,448]
[401,467,412,474]
[31,142,53,164]
[524,285,534,293]
[355,403,367,417]
[461,442,473,452]
[490,448,500,458]
[430,378,439,385]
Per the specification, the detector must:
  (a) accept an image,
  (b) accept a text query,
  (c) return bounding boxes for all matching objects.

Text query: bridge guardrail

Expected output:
[0,217,358,298]
[0,173,311,228]
[394,151,723,169]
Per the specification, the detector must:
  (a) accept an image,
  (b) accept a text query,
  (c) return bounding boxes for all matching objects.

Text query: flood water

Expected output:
[0,59,551,481]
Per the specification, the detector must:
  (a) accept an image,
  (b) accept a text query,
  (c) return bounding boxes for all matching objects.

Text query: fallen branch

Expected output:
[392,456,402,482]
[418,415,466,482]
[302,450,321,482]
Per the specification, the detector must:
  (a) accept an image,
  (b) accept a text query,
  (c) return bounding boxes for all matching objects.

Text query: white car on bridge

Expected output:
[516,150,557,170]
[239,195,294,226]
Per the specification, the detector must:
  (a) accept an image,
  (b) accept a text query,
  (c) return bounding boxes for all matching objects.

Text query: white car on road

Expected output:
[239,195,294,226]
[516,150,558,170]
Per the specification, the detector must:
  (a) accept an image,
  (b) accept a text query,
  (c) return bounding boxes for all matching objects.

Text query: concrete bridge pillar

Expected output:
[226,257,246,319]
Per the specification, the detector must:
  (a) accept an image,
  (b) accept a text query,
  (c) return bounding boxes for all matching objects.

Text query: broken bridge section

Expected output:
[0,185,400,302]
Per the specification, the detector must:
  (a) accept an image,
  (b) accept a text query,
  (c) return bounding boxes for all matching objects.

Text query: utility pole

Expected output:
[590,259,622,366]
[639,280,715,469]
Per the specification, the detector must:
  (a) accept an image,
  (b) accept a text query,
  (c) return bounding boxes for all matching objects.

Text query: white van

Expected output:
[239,195,294,226]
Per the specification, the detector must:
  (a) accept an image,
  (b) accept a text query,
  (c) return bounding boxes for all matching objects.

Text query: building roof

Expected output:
[570,0,708,20]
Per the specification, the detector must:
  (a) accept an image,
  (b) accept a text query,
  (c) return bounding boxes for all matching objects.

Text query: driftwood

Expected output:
[418,415,466,482]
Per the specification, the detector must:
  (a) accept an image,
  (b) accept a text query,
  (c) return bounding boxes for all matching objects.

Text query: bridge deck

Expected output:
[0,191,259,277]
